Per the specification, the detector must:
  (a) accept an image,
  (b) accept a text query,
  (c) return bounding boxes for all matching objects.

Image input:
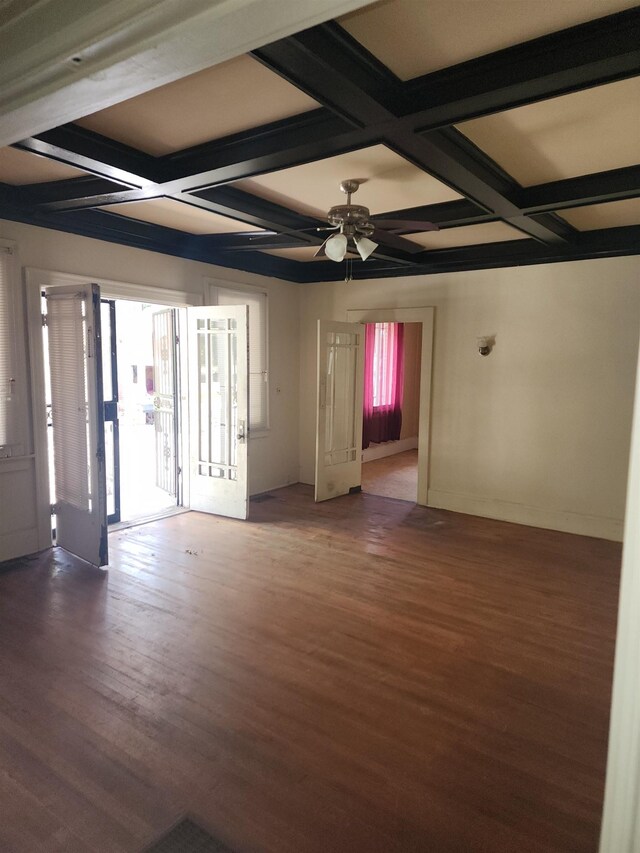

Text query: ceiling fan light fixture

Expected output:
[325,232,348,262]
[354,234,378,261]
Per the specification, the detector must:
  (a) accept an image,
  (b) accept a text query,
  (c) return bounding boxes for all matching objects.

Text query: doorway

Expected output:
[347,306,435,506]
[314,307,433,506]
[28,268,253,566]
[100,298,181,525]
[360,320,421,502]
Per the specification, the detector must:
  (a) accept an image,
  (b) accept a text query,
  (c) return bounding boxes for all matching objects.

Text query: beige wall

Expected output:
[0,218,300,560]
[400,322,422,439]
[299,256,640,540]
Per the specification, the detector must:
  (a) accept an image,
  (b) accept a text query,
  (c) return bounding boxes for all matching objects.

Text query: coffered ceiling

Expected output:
[1,0,638,282]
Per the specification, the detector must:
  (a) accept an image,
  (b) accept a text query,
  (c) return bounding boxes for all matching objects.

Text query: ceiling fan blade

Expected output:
[371,219,439,233]
[371,228,425,254]
[314,238,329,258]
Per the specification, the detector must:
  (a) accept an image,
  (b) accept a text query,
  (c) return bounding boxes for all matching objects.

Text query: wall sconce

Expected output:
[477,336,495,356]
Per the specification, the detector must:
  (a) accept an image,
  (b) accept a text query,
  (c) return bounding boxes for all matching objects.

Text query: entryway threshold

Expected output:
[109,506,189,533]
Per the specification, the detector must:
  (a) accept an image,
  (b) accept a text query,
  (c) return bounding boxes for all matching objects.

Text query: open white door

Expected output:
[187,304,249,519]
[45,283,108,566]
[315,320,365,502]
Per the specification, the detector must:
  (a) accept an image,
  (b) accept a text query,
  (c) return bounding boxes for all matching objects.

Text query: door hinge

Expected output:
[175,334,180,346]
[41,313,48,327]
[50,503,59,515]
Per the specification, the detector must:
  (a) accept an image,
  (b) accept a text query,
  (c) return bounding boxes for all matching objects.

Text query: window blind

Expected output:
[216,287,268,432]
[0,246,18,450]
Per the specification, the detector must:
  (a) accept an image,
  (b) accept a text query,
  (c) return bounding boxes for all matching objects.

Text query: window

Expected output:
[0,244,20,454]
[371,322,401,408]
[363,322,404,449]
[211,285,269,433]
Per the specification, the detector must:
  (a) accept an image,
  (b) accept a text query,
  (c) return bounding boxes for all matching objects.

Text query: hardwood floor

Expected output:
[361,449,418,501]
[0,486,621,852]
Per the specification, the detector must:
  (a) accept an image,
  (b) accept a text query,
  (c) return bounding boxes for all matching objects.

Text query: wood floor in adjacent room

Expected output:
[361,448,419,501]
[0,486,621,853]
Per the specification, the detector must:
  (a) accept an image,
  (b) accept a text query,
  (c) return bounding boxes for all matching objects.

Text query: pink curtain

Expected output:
[363,322,404,449]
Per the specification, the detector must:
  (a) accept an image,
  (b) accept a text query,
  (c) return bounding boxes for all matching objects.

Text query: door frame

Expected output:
[101,298,121,524]
[26,268,202,550]
[346,306,434,507]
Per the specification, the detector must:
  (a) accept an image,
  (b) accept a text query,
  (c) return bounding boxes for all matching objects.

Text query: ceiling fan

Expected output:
[313,178,439,262]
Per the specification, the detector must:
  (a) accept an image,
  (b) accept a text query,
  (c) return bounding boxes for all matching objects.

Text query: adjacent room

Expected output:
[0,1,639,851]
[360,320,422,502]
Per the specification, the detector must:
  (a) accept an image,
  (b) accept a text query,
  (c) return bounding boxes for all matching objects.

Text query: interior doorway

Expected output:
[360,320,421,502]
[347,306,435,506]
[101,298,181,525]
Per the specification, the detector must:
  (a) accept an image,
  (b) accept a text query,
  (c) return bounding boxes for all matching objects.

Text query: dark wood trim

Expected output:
[19,176,130,205]
[15,125,160,186]
[518,166,640,214]
[402,8,640,130]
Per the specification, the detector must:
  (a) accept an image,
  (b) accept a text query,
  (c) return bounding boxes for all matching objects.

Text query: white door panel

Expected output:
[187,305,249,519]
[152,308,177,497]
[315,320,364,502]
[45,283,107,566]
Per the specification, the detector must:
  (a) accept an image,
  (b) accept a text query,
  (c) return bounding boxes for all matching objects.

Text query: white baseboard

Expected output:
[250,479,299,497]
[427,489,624,542]
[362,436,418,463]
[0,528,41,563]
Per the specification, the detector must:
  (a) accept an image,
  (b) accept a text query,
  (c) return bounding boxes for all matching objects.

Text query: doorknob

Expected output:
[237,419,246,443]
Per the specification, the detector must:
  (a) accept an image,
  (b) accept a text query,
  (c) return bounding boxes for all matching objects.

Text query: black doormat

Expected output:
[143,817,234,852]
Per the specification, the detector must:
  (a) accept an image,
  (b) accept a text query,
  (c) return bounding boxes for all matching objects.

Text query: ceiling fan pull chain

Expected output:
[345,257,353,282]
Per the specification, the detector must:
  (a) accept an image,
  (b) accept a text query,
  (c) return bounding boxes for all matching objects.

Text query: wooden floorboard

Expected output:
[0,486,621,852]
[362,449,418,501]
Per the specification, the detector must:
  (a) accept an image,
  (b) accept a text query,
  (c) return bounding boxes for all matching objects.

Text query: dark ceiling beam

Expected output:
[31,158,640,234]
[253,24,404,126]
[371,199,497,229]
[20,175,132,206]
[402,8,640,130]
[164,130,368,189]
[14,126,160,187]
[41,186,157,212]
[198,233,307,252]
[160,109,367,185]
[295,225,640,282]
[517,165,640,215]
[253,27,575,246]
[384,130,574,244]
[187,186,324,238]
